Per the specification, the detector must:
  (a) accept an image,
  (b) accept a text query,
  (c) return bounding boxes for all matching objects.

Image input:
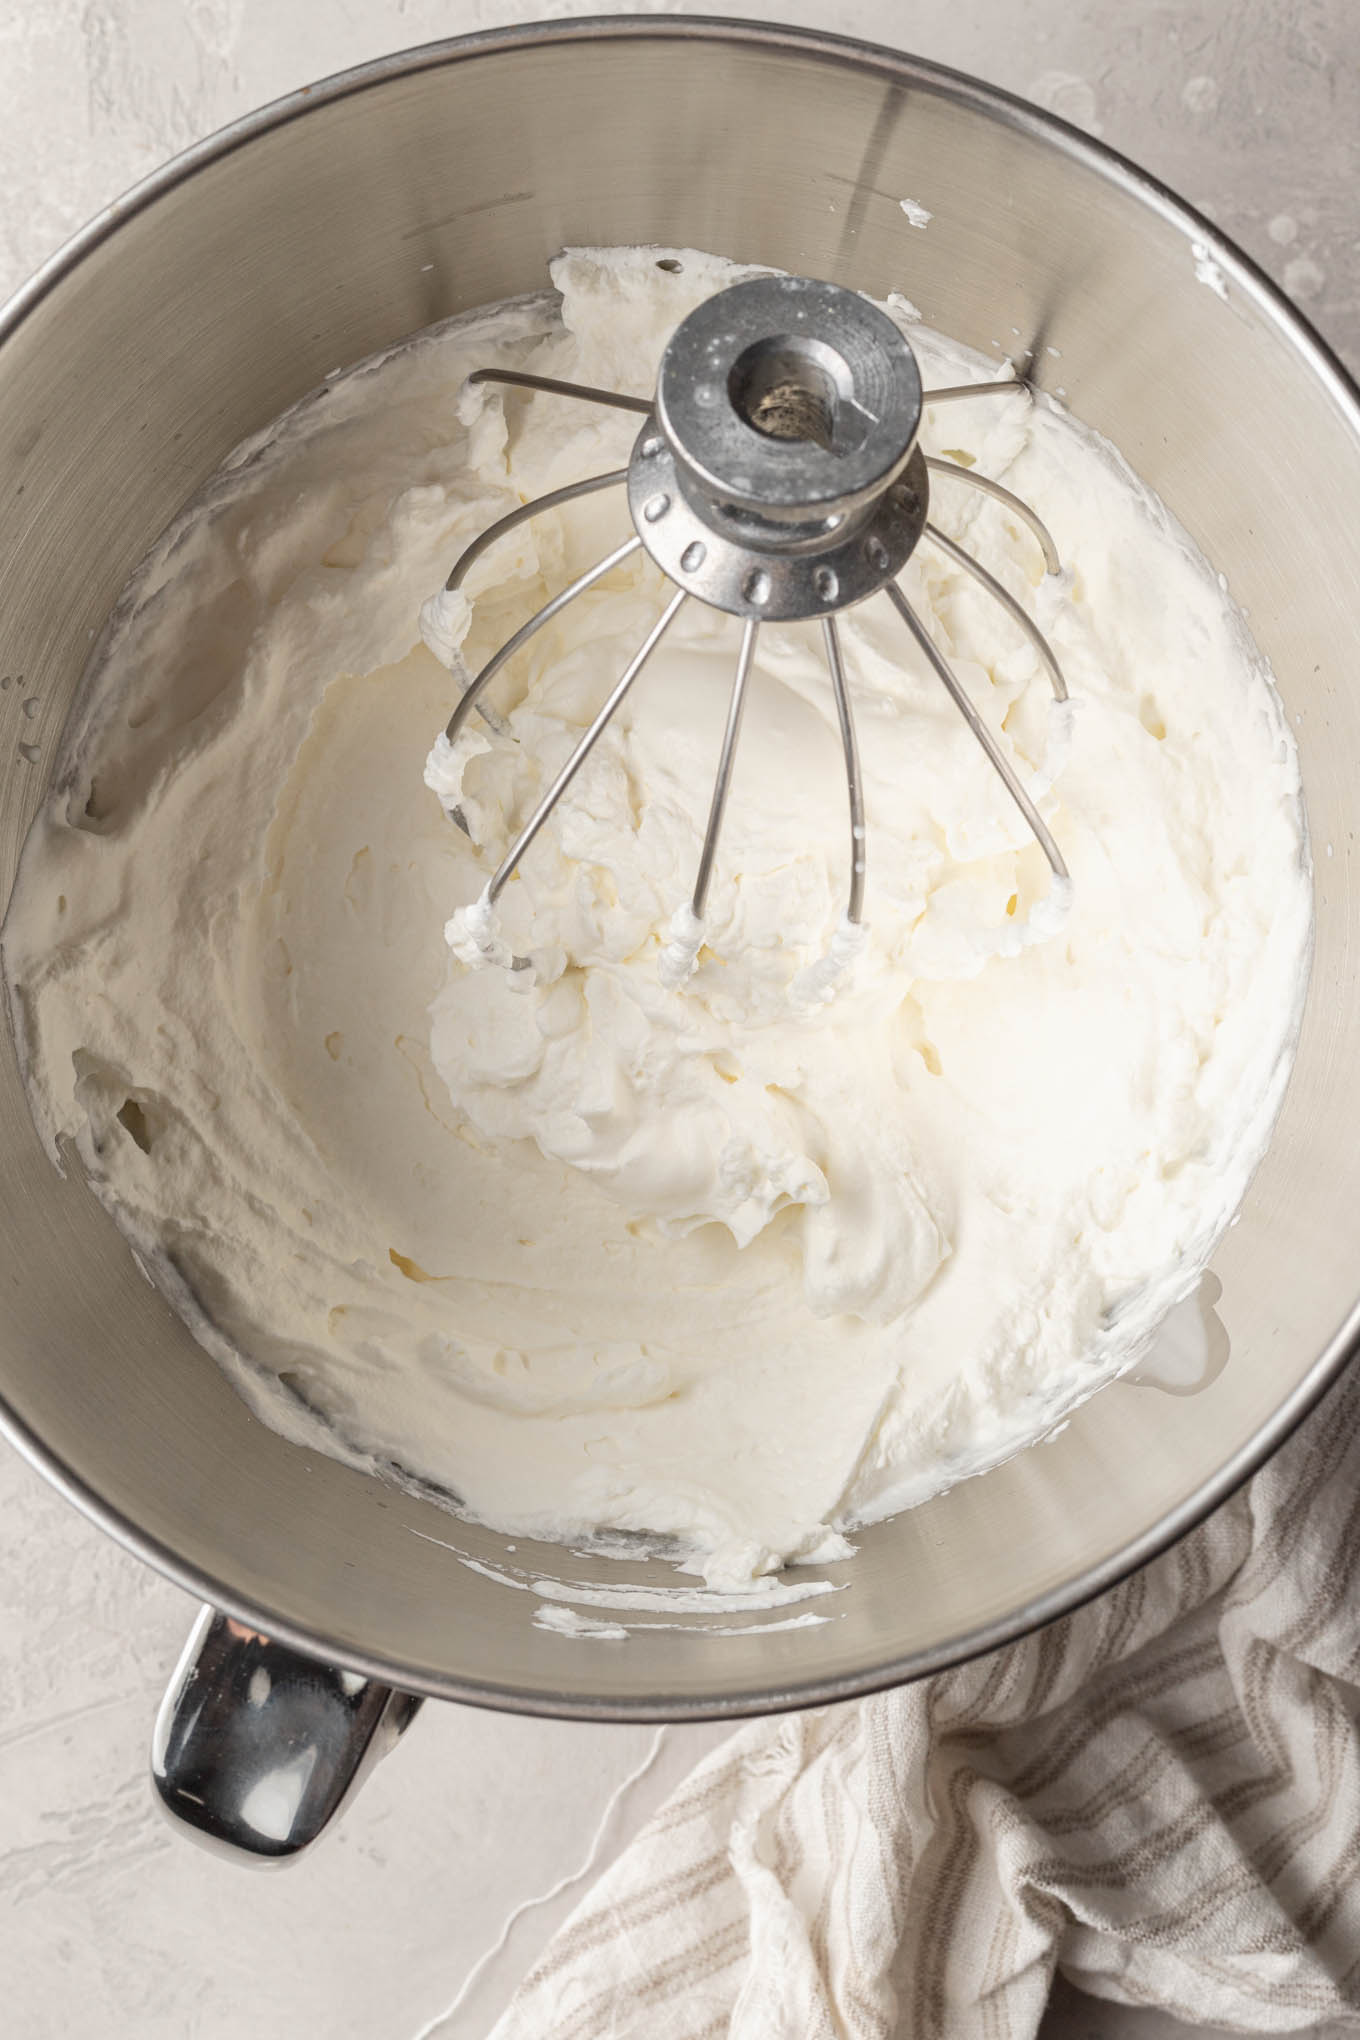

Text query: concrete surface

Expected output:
[1,2,1356,2035]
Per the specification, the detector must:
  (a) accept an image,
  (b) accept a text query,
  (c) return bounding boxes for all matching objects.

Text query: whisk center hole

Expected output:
[728,335,863,456]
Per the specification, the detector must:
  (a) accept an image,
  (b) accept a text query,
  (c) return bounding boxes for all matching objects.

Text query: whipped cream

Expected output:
[2,246,1311,1591]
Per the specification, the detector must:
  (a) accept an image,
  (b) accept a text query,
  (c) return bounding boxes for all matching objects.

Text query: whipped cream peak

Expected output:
[423,725,486,804]
[443,889,520,973]
[790,913,871,1011]
[1029,697,1079,800]
[1026,871,1075,944]
[657,903,705,987]
[418,583,472,673]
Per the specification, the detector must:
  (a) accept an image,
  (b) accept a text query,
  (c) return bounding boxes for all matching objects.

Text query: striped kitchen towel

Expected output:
[488,1358,1360,2037]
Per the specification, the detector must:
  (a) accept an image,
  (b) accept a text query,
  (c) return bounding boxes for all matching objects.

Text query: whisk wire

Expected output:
[485,588,689,905]
[467,368,653,415]
[692,619,760,919]
[444,536,643,747]
[444,470,628,596]
[923,524,1068,701]
[924,457,1061,575]
[924,380,1029,403]
[884,581,1068,881]
[822,615,866,926]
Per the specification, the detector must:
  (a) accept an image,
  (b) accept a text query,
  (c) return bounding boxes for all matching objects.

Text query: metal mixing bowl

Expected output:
[4,18,1359,1762]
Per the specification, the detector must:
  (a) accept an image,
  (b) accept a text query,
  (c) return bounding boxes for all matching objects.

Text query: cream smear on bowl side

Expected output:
[1,246,1312,1595]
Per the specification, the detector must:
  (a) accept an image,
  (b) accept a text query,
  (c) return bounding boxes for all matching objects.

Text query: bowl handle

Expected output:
[150,1604,423,1861]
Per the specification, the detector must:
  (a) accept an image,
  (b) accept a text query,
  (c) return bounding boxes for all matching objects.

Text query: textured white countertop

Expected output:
[2,3,1356,2035]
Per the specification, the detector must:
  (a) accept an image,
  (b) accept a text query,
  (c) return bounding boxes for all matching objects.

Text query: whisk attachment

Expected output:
[430,273,1073,987]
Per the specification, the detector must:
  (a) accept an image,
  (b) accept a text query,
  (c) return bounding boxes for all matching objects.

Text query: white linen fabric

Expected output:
[486,1363,1360,2037]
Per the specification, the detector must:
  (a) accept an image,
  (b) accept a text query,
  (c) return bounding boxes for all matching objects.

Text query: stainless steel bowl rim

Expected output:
[4,13,1359,1721]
